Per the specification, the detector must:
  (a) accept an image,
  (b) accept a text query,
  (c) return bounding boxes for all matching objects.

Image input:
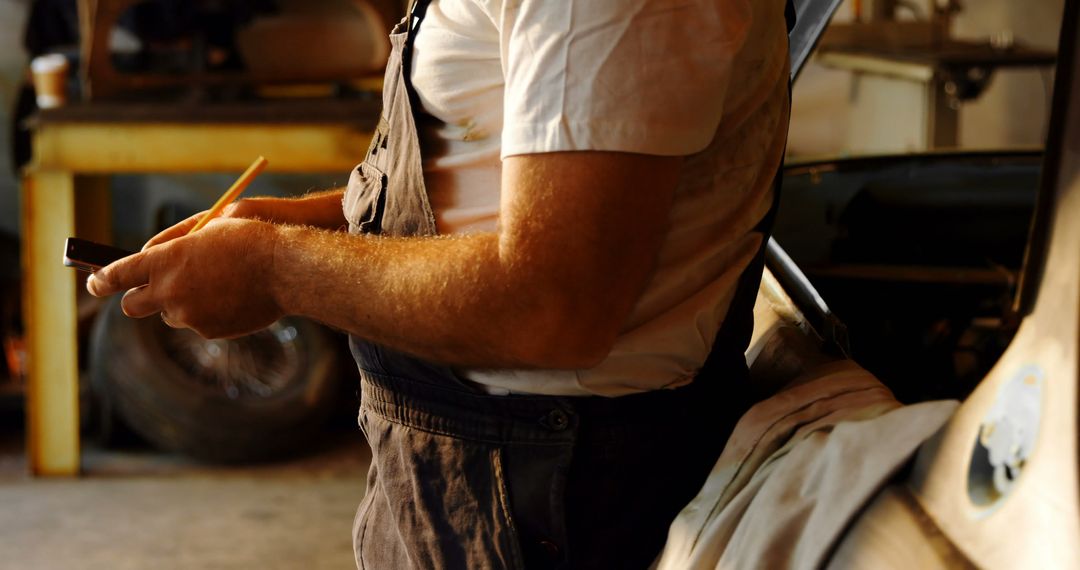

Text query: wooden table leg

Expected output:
[75,175,113,244]
[21,170,80,476]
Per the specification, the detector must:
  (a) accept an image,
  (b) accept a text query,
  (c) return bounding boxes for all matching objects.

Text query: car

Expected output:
[655,0,1078,567]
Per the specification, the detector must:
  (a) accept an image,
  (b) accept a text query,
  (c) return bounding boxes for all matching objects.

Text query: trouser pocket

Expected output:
[354,412,526,570]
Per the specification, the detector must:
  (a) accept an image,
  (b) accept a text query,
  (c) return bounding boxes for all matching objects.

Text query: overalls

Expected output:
[342,1,791,568]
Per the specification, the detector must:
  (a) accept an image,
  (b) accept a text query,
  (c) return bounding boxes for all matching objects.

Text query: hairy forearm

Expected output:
[269,225,611,369]
[265,152,680,369]
[236,188,347,230]
[293,188,349,229]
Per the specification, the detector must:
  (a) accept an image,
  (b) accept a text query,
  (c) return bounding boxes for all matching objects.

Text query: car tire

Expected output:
[88,296,340,463]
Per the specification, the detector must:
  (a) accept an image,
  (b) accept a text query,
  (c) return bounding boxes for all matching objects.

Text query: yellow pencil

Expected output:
[187,156,269,234]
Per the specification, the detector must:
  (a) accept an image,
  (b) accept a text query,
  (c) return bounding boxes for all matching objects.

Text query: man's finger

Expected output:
[142,212,205,251]
[120,285,161,319]
[87,250,152,297]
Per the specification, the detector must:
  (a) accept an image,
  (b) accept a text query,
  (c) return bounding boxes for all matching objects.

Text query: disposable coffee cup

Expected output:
[30,54,69,109]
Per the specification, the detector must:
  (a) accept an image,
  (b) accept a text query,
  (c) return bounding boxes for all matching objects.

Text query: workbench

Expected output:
[817,39,1055,151]
[22,99,377,475]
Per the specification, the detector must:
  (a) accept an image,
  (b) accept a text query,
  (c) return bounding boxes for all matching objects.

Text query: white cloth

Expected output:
[655,360,958,570]
[411,0,791,396]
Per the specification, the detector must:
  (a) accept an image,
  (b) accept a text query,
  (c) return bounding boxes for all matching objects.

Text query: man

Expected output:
[88,0,792,567]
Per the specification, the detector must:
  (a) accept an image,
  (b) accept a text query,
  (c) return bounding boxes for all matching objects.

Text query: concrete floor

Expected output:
[0,427,370,570]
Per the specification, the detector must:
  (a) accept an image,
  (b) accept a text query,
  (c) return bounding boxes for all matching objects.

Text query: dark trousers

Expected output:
[352,361,750,570]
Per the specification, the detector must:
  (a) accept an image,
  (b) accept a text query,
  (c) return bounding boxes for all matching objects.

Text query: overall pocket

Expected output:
[343,160,388,235]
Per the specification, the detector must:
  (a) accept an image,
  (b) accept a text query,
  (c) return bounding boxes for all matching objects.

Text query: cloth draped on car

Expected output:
[655,360,958,569]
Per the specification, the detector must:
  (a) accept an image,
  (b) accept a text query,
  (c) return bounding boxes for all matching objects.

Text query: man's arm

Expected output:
[88,151,680,370]
[141,188,349,249]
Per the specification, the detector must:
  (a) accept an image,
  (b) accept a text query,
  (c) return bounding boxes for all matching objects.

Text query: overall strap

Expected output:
[701,165,785,378]
[401,0,435,122]
[697,0,797,395]
[710,0,796,357]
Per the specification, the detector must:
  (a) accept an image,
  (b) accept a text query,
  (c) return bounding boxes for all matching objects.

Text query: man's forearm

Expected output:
[269,224,613,369]
[233,188,348,230]
[269,152,680,370]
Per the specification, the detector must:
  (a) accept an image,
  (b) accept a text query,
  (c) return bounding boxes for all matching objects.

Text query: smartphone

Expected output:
[63,237,136,272]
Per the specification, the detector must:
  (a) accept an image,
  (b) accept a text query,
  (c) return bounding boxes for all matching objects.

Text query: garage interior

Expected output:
[0,0,1071,568]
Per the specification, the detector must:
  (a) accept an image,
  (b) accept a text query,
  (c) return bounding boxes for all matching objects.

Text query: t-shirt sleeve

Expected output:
[497,0,752,159]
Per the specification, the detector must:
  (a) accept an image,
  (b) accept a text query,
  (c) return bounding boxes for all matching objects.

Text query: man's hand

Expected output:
[142,190,347,251]
[88,217,282,339]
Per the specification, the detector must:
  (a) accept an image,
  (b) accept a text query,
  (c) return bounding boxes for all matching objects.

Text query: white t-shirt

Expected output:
[411,0,791,396]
